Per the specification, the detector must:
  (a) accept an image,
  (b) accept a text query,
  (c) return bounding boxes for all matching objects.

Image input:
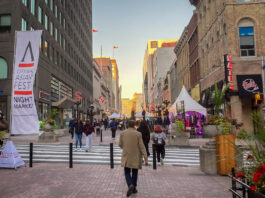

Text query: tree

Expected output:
[210,83,230,115]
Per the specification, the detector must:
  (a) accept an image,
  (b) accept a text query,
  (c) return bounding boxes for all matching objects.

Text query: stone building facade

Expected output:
[174,27,190,95]
[190,0,265,132]
[0,0,93,128]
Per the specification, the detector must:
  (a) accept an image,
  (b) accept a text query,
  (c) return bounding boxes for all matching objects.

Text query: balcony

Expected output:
[189,0,199,6]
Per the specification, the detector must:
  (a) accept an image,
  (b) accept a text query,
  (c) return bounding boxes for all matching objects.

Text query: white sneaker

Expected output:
[74,148,77,152]
[79,148,83,151]
[161,159,164,166]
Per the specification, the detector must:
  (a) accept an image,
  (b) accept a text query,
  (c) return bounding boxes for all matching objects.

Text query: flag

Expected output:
[113,46,118,49]
[93,29,98,33]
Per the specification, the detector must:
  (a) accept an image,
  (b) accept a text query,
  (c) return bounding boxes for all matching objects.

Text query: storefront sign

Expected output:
[11,30,42,134]
[0,91,3,94]
[39,91,50,101]
[236,75,263,98]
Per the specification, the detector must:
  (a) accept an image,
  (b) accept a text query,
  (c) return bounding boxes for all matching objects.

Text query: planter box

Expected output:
[248,190,265,198]
[203,125,222,138]
[168,131,189,146]
[216,134,236,175]
[38,132,58,143]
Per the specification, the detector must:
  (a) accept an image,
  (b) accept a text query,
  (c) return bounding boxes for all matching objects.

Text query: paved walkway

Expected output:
[0,163,231,198]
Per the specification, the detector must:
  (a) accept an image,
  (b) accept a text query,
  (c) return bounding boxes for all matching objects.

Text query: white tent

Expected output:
[108,113,122,119]
[169,86,207,116]
[135,112,154,118]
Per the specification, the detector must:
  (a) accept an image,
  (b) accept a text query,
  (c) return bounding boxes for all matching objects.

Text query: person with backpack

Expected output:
[151,125,166,166]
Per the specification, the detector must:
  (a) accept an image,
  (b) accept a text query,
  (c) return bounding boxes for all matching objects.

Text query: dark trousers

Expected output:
[111,128,116,138]
[144,142,150,156]
[69,129,74,139]
[124,167,138,188]
[155,144,165,162]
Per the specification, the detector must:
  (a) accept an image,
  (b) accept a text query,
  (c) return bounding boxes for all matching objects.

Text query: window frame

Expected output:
[0,57,8,79]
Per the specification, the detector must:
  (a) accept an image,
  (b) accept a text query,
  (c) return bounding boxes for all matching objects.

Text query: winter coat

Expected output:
[137,125,150,145]
[110,121,117,129]
[151,132,167,145]
[74,122,83,134]
[119,128,147,169]
[83,124,94,136]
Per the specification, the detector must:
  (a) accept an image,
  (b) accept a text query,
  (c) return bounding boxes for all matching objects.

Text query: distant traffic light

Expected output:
[254,93,263,106]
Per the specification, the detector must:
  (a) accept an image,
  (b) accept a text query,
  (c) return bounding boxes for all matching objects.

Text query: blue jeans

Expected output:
[124,167,138,188]
[75,133,82,148]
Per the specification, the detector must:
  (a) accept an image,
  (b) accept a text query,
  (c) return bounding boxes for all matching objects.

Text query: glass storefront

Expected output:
[0,96,7,120]
[38,102,48,121]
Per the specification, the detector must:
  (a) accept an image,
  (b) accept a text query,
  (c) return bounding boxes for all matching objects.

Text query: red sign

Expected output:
[99,96,106,104]
[74,91,82,102]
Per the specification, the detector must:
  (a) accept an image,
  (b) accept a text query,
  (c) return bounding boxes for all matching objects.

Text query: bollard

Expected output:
[100,129,103,143]
[231,168,236,198]
[29,142,33,168]
[69,143,73,168]
[110,143,114,169]
[152,144,156,170]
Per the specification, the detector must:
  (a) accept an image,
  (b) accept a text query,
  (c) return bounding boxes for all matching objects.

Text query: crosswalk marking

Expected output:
[13,143,200,167]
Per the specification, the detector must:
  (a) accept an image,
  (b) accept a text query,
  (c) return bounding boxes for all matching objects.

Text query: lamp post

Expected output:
[75,101,81,120]
[88,105,94,122]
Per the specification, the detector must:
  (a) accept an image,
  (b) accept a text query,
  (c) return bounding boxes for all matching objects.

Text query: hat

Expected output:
[154,125,163,132]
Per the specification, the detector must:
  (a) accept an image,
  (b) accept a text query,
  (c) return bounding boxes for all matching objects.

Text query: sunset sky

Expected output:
[92,0,194,99]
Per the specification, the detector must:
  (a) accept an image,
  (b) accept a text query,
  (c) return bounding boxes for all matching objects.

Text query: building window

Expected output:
[50,0,53,11]
[38,6,42,23]
[50,21,53,36]
[55,5,58,18]
[30,0,35,15]
[55,28,58,41]
[238,18,255,56]
[0,57,8,79]
[44,41,48,56]
[22,0,27,7]
[238,0,251,2]
[0,14,11,33]
[21,18,27,31]
[44,14,48,30]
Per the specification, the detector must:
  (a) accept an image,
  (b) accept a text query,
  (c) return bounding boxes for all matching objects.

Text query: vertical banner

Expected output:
[11,30,42,134]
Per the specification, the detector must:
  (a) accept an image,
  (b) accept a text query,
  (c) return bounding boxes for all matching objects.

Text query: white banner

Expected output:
[11,30,42,134]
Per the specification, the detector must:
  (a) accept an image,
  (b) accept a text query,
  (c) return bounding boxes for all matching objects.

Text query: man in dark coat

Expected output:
[110,119,117,139]
[74,119,83,151]
[68,118,75,139]
[137,120,150,156]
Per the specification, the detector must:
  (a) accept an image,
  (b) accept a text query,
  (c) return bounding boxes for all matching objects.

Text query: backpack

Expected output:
[154,133,165,145]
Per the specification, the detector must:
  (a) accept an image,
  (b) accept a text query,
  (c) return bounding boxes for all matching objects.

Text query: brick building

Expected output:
[189,0,265,132]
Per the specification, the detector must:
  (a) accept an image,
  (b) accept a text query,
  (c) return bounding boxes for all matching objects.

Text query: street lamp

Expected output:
[75,101,81,120]
[88,105,94,122]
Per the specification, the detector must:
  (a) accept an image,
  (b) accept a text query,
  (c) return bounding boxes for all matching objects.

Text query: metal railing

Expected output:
[229,168,250,198]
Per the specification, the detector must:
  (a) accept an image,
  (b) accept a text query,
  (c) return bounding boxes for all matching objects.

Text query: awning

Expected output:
[51,97,76,109]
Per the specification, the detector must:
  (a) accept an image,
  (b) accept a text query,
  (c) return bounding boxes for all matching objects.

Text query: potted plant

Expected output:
[216,116,236,175]
[235,111,265,197]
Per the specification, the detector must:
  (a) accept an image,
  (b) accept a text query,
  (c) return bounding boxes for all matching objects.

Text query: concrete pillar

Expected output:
[200,140,217,174]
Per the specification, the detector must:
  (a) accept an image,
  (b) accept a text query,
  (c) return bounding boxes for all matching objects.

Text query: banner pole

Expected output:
[10,31,18,136]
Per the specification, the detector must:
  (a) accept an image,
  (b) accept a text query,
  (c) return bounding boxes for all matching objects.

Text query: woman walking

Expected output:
[137,120,150,156]
[151,125,166,165]
[83,120,94,152]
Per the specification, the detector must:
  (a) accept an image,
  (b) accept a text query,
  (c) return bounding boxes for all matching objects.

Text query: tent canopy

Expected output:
[108,113,122,119]
[135,112,154,118]
[169,86,207,116]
